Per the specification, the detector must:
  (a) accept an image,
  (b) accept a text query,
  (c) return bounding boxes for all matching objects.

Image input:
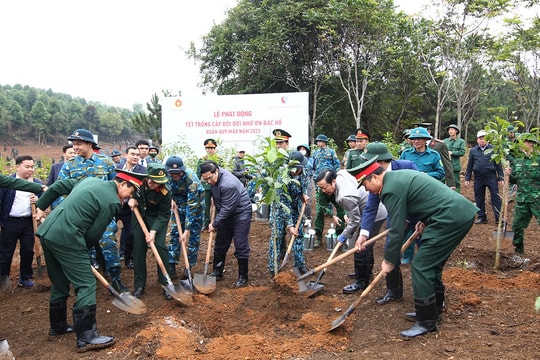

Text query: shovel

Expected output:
[296,228,390,287]
[302,241,343,297]
[172,204,194,293]
[278,202,306,273]
[329,229,421,331]
[193,203,216,295]
[133,207,192,306]
[0,275,10,292]
[91,266,146,314]
[31,204,51,288]
[493,173,514,250]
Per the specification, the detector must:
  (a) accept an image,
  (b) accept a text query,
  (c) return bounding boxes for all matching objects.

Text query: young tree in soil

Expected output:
[484,117,525,269]
[244,137,300,274]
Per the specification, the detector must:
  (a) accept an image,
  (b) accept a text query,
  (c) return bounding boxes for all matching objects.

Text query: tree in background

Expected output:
[131,93,161,144]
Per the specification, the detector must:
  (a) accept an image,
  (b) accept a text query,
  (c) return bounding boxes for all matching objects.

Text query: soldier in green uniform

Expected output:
[34,169,145,352]
[129,163,172,300]
[506,133,540,265]
[443,124,466,193]
[196,139,223,230]
[351,156,478,339]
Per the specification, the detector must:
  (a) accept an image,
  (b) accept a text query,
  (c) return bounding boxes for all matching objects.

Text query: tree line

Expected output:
[0,84,154,146]
[190,0,540,146]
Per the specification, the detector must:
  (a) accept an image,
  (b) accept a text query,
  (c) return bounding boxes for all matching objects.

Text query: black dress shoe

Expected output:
[133,288,144,298]
[342,280,368,294]
[474,219,487,224]
[235,275,249,288]
[125,259,134,269]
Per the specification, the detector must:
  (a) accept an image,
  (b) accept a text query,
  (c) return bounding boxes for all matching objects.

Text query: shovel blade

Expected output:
[329,314,347,331]
[0,276,11,292]
[162,284,193,306]
[292,267,309,293]
[111,293,147,314]
[303,281,325,298]
[493,230,514,249]
[193,273,216,295]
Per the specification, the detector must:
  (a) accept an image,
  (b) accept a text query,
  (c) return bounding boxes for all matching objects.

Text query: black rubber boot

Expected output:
[376,267,403,305]
[209,253,226,280]
[400,295,438,339]
[48,299,74,336]
[342,256,371,294]
[73,305,115,352]
[235,259,249,288]
[406,285,445,322]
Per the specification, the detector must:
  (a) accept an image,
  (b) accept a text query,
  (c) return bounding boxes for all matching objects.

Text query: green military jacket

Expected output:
[379,170,478,265]
[36,178,122,250]
[0,175,43,193]
[134,183,172,233]
[345,149,366,170]
[509,154,540,203]
[443,136,466,171]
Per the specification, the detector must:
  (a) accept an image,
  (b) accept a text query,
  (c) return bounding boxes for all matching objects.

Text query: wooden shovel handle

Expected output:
[313,228,390,274]
[133,207,170,279]
[31,204,40,254]
[284,202,306,257]
[172,203,191,271]
[204,201,216,265]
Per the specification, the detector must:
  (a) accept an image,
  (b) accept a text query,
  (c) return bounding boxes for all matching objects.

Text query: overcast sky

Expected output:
[0,0,428,109]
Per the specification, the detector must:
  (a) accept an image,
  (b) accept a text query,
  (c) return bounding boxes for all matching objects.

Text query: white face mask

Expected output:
[299,149,307,156]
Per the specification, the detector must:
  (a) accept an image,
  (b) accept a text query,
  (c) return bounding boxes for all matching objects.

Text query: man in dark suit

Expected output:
[46,144,74,186]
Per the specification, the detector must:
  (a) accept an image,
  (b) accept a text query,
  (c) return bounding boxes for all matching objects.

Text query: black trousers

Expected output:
[0,217,35,279]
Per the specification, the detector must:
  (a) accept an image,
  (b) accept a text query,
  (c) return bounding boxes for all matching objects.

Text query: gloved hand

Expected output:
[337,234,347,243]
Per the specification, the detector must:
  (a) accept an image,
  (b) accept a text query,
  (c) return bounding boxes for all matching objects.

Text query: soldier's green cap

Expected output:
[519,133,539,144]
[365,142,393,161]
[147,163,169,184]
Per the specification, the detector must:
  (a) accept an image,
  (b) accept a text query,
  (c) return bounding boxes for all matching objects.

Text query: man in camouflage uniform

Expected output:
[268,151,310,276]
[507,133,540,265]
[312,134,341,247]
[196,139,223,230]
[165,156,205,277]
[443,124,466,193]
[58,129,129,294]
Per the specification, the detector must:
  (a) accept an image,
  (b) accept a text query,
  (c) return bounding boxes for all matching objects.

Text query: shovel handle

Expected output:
[285,202,306,255]
[297,229,390,282]
[172,204,191,272]
[279,202,306,270]
[329,229,422,331]
[91,265,122,299]
[133,207,173,283]
[31,204,41,257]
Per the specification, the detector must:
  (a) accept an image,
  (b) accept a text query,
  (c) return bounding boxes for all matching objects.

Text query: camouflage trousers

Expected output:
[512,201,540,253]
[268,217,306,275]
[168,214,202,269]
[90,219,121,280]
